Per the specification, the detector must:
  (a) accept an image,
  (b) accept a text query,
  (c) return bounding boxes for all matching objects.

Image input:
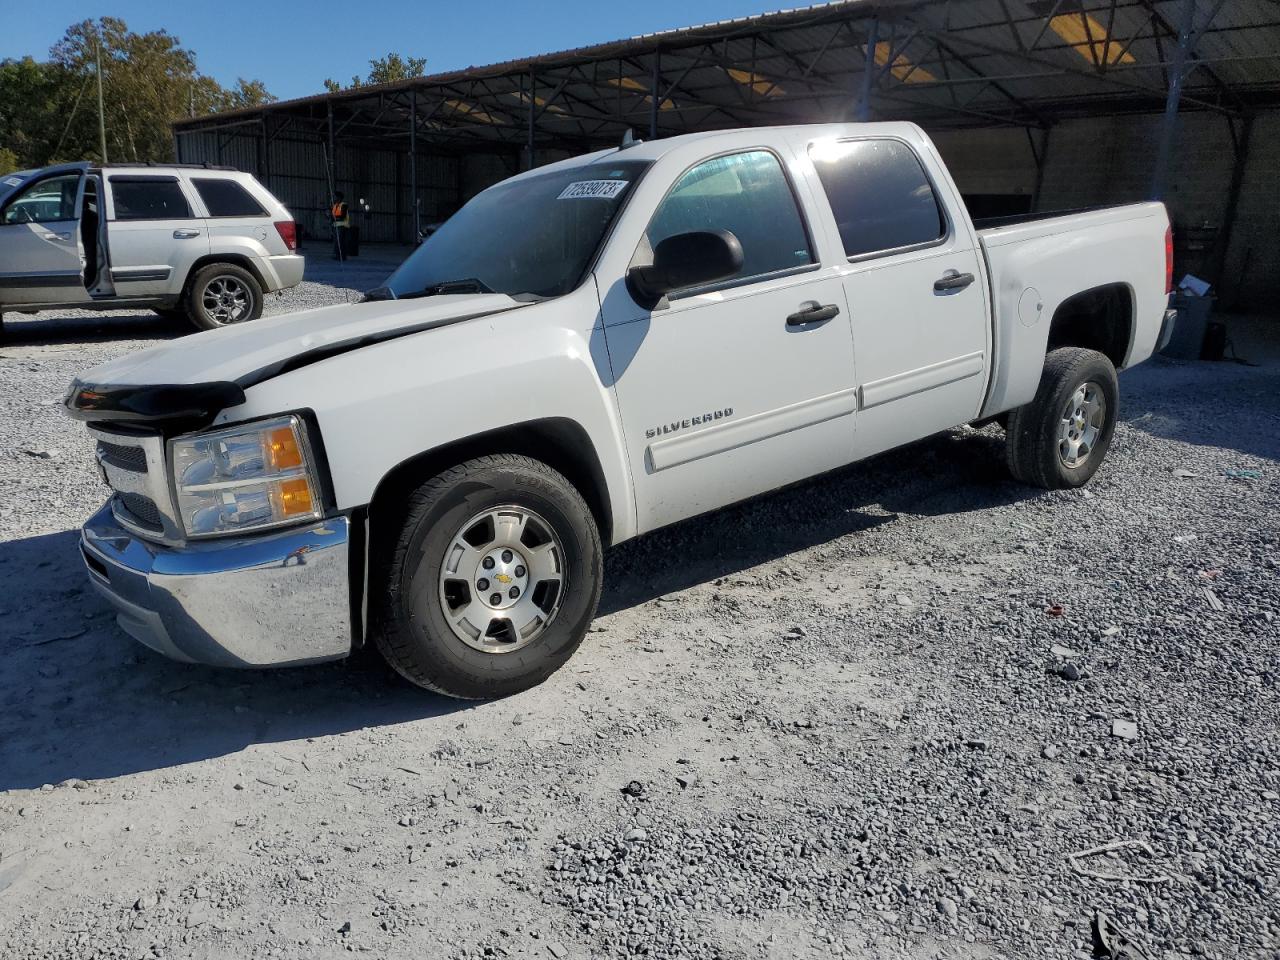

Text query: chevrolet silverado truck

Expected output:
[0,162,302,337]
[65,123,1176,699]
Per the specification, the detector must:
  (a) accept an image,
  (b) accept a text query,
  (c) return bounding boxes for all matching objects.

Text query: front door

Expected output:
[104,174,208,297]
[0,171,91,306]
[601,149,858,534]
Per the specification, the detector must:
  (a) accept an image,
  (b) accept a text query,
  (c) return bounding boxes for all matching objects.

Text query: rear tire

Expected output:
[372,454,603,699]
[186,263,263,331]
[1005,347,1118,489]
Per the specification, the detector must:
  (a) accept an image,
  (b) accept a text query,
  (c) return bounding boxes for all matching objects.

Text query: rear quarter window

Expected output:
[193,178,268,217]
[809,139,946,259]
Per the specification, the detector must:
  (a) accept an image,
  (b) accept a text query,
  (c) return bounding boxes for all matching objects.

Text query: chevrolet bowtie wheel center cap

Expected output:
[477,548,529,610]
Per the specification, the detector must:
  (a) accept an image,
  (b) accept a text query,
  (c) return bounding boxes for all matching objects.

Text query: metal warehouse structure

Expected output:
[174,0,1280,305]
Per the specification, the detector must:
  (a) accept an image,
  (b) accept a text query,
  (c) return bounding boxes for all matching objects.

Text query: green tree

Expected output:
[0,56,79,166]
[324,52,426,92]
[0,146,20,174]
[0,17,275,168]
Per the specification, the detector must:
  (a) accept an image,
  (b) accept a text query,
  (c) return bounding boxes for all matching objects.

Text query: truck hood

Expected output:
[65,293,528,426]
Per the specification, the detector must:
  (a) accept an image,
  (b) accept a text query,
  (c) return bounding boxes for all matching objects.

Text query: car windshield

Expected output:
[385,158,650,301]
[0,169,38,204]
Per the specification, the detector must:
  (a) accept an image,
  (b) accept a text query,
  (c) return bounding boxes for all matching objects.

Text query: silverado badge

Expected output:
[645,407,734,440]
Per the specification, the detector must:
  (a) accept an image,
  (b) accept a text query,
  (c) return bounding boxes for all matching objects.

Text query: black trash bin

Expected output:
[1162,292,1214,360]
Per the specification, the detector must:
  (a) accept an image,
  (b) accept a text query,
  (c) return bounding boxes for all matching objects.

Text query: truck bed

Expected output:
[971,203,1121,231]
[975,200,1169,421]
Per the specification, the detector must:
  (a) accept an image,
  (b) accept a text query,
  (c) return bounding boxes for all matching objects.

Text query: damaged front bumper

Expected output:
[80,502,353,668]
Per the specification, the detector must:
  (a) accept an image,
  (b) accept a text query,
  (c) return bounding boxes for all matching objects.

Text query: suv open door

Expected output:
[0,163,94,307]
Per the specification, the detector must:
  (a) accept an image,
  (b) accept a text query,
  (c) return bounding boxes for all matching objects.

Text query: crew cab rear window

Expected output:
[809,139,945,259]
[193,178,267,217]
[109,177,192,221]
[645,150,813,287]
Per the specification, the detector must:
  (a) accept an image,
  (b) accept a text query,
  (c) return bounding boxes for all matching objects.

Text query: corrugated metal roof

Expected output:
[175,0,1280,146]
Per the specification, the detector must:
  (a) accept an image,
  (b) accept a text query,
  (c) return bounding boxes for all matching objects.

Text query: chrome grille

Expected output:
[117,492,164,531]
[87,425,181,542]
[96,440,148,472]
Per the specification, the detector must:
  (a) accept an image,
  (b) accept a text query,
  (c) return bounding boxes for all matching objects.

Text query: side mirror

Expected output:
[626,229,744,307]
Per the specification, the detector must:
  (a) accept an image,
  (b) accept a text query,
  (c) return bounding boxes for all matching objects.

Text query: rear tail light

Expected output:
[274,220,298,252]
[1165,224,1174,295]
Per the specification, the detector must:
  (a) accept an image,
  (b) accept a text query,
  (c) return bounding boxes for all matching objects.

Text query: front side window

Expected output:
[193,178,267,217]
[810,139,946,259]
[110,178,192,221]
[643,150,813,287]
[1,173,80,225]
[386,159,650,301]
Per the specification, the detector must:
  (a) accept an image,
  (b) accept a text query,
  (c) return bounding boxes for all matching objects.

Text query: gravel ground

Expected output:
[0,260,1276,960]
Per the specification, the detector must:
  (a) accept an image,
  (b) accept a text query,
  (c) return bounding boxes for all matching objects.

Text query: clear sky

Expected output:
[1,0,791,102]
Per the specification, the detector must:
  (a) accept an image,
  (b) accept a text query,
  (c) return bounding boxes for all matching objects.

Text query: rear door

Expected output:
[600,147,858,534]
[103,174,208,297]
[0,169,91,306]
[805,136,990,459]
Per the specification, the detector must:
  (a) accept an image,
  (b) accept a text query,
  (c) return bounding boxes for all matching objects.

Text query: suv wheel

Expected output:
[1005,346,1119,489]
[186,263,263,331]
[373,454,603,699]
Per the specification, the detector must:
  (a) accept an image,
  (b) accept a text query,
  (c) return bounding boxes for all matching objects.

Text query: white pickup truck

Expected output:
[67,122,1176,699]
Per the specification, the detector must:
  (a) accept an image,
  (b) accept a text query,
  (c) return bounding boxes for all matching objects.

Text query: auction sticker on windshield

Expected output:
[557,180,629,200]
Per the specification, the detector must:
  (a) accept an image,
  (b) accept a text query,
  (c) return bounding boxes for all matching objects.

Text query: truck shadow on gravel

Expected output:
[600,429,1032,613]
[1119,357,1280,462]
[0,311,184,347]
[0,531,470,791]
[0,430,1027,790]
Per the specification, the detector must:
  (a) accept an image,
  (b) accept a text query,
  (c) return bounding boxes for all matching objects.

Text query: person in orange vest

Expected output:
[331,191,351,260]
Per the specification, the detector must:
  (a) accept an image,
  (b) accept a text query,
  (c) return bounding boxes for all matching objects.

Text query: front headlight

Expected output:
[170,415,323,538]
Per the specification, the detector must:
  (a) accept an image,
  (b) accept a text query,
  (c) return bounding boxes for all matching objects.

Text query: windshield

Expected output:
[385,158,650,300]
[0,169,38,204]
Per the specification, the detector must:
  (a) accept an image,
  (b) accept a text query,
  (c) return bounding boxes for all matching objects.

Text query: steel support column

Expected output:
[1207,113,1253,293]
[526,67,537,170]
[1029,125,1052,210]
[649,51,661,140]
[855,18,880,121]
[257,117,267,184]
[409,88,419,240]
[1150,0,1197,200]
[327,100,338,196]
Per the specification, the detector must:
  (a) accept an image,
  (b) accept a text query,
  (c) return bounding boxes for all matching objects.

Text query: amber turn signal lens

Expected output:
[272,477,315,517]
[266,426,304,470]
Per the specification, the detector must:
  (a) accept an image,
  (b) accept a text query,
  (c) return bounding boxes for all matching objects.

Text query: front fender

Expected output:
[217,285,637,544]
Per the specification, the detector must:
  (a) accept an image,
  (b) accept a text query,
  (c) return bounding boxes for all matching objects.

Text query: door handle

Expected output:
[172,229,201,239]
[934,270,976,292]
[46,231,73,242]
[786,302,840,327]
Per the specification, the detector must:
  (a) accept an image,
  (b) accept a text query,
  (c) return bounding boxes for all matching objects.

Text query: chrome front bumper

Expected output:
[80,502,353,668]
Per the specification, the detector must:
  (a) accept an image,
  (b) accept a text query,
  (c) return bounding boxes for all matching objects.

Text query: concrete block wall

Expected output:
[931,109,1278,312]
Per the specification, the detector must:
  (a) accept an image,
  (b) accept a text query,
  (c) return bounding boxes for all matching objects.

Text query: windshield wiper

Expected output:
[417,277,493,297]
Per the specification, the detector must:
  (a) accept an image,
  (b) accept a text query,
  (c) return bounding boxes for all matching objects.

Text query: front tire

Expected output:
[186,263,263,331]
[373,454,603,699]
[1005,347,1118,489]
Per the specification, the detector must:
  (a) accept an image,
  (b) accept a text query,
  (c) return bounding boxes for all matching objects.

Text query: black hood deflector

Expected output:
[65,380,247,429]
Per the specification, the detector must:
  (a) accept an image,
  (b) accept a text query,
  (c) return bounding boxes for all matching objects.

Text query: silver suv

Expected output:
[0,162,303,336]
